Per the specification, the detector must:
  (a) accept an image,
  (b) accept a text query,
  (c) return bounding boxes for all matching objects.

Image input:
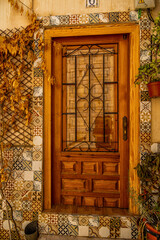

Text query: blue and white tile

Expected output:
[50,16,61,25]
[33,181,42,191]
[68,215,78,226]
[129,11,138,21]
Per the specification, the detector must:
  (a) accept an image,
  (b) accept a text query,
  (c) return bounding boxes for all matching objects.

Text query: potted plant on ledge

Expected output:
[135,13,160,98]
[134,153,160,240]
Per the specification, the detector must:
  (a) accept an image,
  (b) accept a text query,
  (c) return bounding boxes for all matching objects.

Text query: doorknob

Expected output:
[123,116,128,141]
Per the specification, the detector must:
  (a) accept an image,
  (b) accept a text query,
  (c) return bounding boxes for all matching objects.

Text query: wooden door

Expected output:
[51,34,129,209]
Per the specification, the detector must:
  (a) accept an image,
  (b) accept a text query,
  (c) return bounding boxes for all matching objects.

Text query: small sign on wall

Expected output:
[135,0,155,9]
[86,0,99,8]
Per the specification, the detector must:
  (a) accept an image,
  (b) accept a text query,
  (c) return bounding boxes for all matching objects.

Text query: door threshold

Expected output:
[43,205,134,216]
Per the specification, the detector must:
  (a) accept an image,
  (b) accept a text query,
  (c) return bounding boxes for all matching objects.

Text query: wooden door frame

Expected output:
[43,23,140,214]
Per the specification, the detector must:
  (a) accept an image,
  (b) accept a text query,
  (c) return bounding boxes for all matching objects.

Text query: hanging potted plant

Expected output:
[134,153,160,240]
[135,13,160,98]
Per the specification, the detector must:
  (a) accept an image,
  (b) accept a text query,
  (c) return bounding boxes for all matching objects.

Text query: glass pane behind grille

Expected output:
[62,45,118,152]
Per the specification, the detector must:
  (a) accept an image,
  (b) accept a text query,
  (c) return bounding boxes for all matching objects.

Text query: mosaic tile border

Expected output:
[0,9,152,240]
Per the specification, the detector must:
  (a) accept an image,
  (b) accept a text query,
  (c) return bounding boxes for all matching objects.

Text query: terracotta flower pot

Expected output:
[145,221,160,240]
[147,81,160,98]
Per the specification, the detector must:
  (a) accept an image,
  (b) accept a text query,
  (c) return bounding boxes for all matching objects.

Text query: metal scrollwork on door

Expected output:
[62,44,119,152]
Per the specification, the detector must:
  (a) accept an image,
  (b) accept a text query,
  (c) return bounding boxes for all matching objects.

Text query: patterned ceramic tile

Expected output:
[33,77,43,87]
[24,171,34,181]
[33,211,39,221]
[110,217,121,238]
[14,180,23,191]
[34,171,42,181]
[11,230,19,240]
[33,181,42,191]
[89,13,99,23]
[33,127,42,136]
[140,142,151,153]
[32,191,42,201]
[13,210,22,221]
[22,160,32,171]
[3,210,12,220]
[58,214,69,225]
[89,226,99,237]
[99,226,110,238]
[58,224,69,235]
[68,215,78,226]
[23,181,33,191]
[39,222,49,234]
[22,150,32,161]
[58,15,70,25]
[141,132,151,144]
[22,191,33,201]
[99,13,109,23]
[38,213,48,224]
[121,217,131,228]
[129,11,138,21]
[42,16,50,26]
[0,219,2,229]
[140,18,151,29]
[68,225,78,236]
[22,200,31,211]
[140,110,151,123]
[0,210,3,219]
[89,216,99,227]
[78,226,89,236]
[99,216,110,227]
[130,217,138,239]
[33,68,43,78]
[140,39,150,51]
[48,224,59,234]
[109,12,119,22]
[140,50,151,62]
[119,11,129,22]
[0,229,9,239]
[13,159,23,170]
[33,115,43,128]
[140,101,151,112]
[47,214,58,225]
[79,216,89,226]
[79,14,89,24]
[33,136,42,146]
[50,16,61,26]
[32,200,41,212]
[0,200,2,209]
[12,171,24,181]
[32,161,42,171]
[120,227,132,239]
[33,58,42,68]
[33,87,43,97]
[141,29,151,41]
[69,15,80,25]
[140,122,151,133]
[141,91,151,101]
[3,178,14,200]
[23,211,33,221]
[13,200,22,211]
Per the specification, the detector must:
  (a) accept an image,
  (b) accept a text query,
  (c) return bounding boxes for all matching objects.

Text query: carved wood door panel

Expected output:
[52,34,129,209]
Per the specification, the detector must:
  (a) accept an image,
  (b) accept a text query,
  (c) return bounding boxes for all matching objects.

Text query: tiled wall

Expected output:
[0,10,152,240]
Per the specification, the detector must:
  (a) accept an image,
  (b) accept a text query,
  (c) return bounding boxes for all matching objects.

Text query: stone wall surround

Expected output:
[0,10,152,240]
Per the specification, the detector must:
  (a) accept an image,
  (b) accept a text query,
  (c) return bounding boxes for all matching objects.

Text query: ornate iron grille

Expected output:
[0,28,33,147]
[62,44,118,152]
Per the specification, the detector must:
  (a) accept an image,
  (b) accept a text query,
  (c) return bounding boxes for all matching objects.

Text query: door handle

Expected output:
[123,116,128,141]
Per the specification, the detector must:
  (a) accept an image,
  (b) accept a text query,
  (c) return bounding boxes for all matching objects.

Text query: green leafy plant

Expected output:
[135,13,160,85]
[134,153,160,231]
